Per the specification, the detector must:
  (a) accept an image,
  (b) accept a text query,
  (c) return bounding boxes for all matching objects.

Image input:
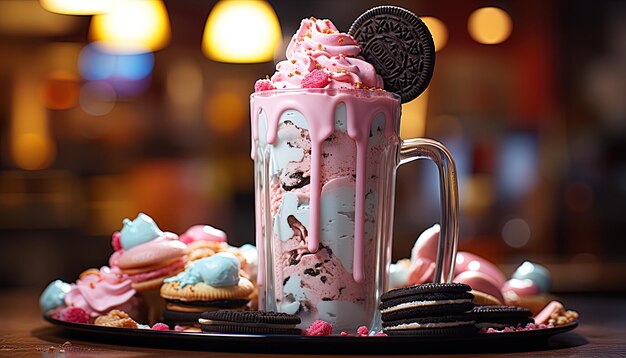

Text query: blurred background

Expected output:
[0,0,625,293]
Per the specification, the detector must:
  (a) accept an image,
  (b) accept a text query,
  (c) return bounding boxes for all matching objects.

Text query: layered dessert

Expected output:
[252,18,401,332]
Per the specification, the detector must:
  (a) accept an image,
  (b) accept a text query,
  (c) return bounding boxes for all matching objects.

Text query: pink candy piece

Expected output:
[455,252,506,287]
[112,232,122,251]
[179,225,227,244]
[533,300,564,325]
[502,278,540,297]
[454,270,505,304]
[174,325,185,332]
[61,307,90,324]
[356,326,369,336]
[410,224,440,262]
[407,257,436,286]
[151,323,170,331]
[305,320,333,336]
[301,70,331,88]
[254,79,275,92]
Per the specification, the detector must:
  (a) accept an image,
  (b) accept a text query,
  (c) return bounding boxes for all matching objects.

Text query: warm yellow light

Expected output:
[89,0,170,54]
[421,17,448,52]
[202,0,282,63]
[468,7,512,45]
[11,74,55,170]
[400,88,430,139]
[40,0,113,15]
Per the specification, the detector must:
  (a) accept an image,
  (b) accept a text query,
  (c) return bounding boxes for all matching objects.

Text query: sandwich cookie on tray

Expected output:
[380,283,476,336]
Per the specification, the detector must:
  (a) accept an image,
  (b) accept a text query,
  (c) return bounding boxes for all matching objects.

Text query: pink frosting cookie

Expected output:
[64,266,138,318]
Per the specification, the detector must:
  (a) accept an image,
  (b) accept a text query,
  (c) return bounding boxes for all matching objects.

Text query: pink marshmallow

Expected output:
[455,252,506,287]
[454,270,505,304]
[407,257,436,286]
[179,225,227,244]
[410,224,440,262]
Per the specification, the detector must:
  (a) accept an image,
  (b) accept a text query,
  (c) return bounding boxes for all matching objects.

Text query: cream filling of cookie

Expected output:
[385,321,475,330]
[198,319,297,329]
[380,299,473,314]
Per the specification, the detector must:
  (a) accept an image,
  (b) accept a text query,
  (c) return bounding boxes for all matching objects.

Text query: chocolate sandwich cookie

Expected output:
[380,283,475,322]
[348,6,435,103]
[382,314,477,336]
[472,305,533,329]
[200,311,302,335]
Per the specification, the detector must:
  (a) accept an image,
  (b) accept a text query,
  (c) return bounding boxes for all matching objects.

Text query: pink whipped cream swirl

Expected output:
[64,266,137,317]
[270,18,383,90]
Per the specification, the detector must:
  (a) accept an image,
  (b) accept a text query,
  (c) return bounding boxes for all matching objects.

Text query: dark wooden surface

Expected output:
[1,291,624,357]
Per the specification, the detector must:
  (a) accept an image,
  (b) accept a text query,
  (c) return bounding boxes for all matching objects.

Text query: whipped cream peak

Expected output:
[264,17,383,91]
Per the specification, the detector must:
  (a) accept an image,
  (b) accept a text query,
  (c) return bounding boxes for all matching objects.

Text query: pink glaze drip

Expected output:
[251,90,399,282]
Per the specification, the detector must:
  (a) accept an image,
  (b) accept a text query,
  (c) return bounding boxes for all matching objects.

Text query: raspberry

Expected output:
[356,326,369,337]
[111,232,122,251]
[301,70,331,88]
[305,320,332,336]
[151,323,169,331]
[254,79,275,92]
[61,307,89,324]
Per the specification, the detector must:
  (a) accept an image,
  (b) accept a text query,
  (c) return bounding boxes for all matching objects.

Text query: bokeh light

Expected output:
[41,70,80,110]
[167,59,204,109]
[12,133,56,170]
[40,0,113,15]
[468,7,513,45]
[400,89,429,139]
[79,43,154,81]
[421,16,448,52]
[89,0,170,54]
[80,81,116,116]
[502,218,531,248]
[203,0,282,63]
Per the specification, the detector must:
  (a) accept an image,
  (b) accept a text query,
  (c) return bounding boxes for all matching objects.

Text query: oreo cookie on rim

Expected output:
[472,305,533,330]
[380,283,475,322]
[199,310,302,335]
[349,6,435,103]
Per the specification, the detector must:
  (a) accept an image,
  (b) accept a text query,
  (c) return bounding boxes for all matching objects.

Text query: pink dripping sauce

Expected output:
[251,89,400,283]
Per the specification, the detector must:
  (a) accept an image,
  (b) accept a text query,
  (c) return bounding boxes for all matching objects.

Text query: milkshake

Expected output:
[252,13,457,334]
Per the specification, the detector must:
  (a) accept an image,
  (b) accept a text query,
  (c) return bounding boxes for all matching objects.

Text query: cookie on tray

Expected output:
[160,253,253,327]
[472,305,533,330]
[382,314,476,336]
[199,310,302,335]
[380,283,475,322]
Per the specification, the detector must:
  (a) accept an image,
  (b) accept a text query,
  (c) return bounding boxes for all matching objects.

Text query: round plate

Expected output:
[44,315,579,354]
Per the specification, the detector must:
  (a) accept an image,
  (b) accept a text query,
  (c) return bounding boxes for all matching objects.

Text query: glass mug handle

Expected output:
[398,138,459,283]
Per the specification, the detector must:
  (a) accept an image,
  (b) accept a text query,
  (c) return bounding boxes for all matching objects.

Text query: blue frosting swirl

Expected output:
[39,279,71,312]
[119,213,163,250]
[512,261,551,293]
[164,253,240,288]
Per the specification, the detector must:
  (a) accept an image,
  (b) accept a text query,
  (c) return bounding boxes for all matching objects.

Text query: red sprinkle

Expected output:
[254,79,275,92]
[151,323,170,331]
[340,331,350,336]
[61,307,90,324]
[305,320,333,336]
[111,232,122,251]
[356,326,369,337]
[301,70,331,88]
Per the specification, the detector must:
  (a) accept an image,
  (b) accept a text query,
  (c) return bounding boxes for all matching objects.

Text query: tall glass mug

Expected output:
[250,88,458,333]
